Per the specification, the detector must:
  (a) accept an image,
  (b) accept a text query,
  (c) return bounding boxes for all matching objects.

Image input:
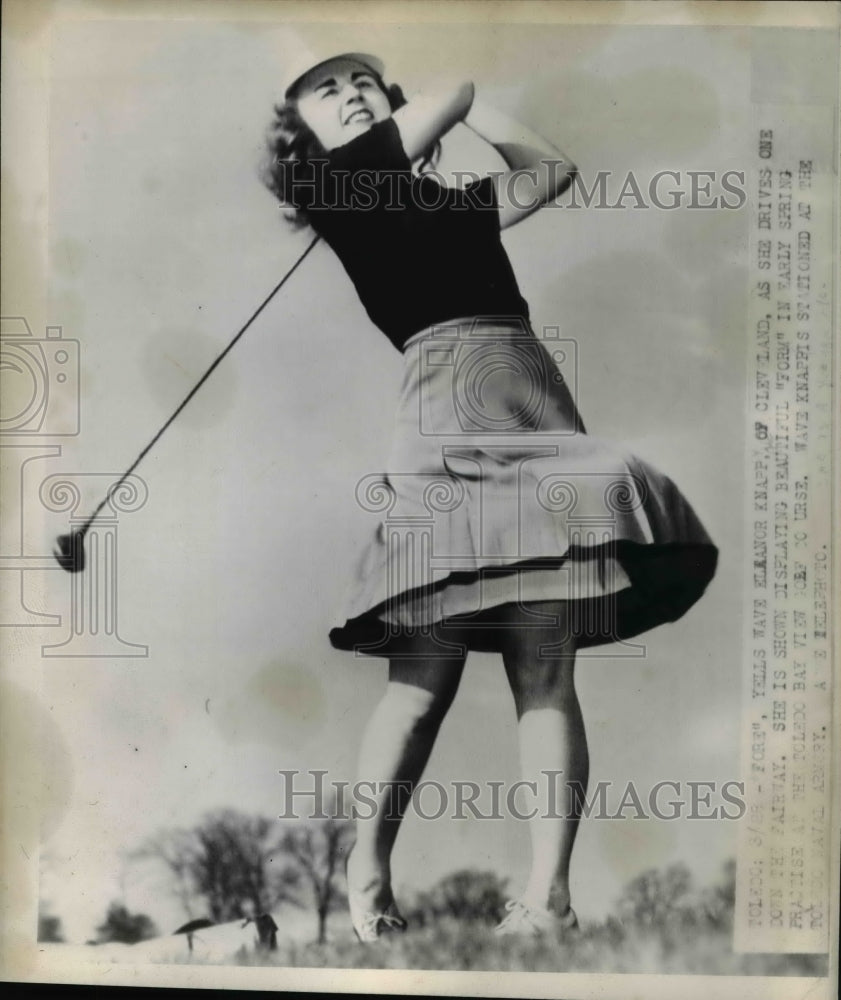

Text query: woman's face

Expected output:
[293,57,391,151]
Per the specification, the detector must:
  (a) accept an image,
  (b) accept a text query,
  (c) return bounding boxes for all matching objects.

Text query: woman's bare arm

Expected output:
[463,99,577,229]
[392,81,475,162]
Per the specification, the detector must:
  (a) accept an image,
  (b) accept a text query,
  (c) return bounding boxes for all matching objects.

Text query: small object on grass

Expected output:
[174,917,215,953]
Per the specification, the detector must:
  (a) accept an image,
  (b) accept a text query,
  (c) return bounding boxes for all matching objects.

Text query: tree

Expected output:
[616,862,695,929]
[136,809,301,925]
[406,869,509,927]
[279,815,354,944]
[95,902,158,944]
[697,857,736,929]
[191,810,280,922]
[134,829,198,921]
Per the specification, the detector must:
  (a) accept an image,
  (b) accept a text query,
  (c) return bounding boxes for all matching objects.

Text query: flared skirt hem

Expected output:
[329,540,718,656]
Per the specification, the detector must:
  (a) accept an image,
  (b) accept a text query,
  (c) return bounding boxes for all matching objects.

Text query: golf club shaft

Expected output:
[75,234,321,539]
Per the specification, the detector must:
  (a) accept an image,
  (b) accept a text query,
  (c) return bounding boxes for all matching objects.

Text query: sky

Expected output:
[5,13,833,944]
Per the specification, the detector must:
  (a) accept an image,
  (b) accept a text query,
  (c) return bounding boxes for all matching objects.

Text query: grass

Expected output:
[178,916,828,976]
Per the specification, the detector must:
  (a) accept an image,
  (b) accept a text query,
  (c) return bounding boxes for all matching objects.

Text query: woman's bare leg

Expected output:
[498,601,586,916]
[348,629,467,911]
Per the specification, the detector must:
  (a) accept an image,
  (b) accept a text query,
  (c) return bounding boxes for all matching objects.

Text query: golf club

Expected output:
[53,234,321,573]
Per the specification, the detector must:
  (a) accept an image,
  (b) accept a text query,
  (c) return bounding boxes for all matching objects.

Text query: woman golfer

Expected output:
[263,50,717,941]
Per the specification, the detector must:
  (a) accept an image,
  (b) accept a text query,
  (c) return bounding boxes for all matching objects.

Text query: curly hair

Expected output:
[260,77,439,229]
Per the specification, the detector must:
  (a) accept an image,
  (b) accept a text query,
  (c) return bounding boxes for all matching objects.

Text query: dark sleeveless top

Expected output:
[299,118,530,351]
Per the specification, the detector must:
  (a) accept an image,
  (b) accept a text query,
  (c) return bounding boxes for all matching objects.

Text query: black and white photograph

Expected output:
[1,1,838,996]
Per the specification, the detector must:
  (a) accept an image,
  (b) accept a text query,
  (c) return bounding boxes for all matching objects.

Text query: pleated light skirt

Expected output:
[328,317,718,656]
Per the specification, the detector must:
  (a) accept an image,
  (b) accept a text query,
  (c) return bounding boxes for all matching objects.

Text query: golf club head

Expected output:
[54,530,86,573]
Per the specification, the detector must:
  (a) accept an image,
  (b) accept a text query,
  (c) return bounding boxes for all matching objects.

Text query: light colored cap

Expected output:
[282,48,385,100]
